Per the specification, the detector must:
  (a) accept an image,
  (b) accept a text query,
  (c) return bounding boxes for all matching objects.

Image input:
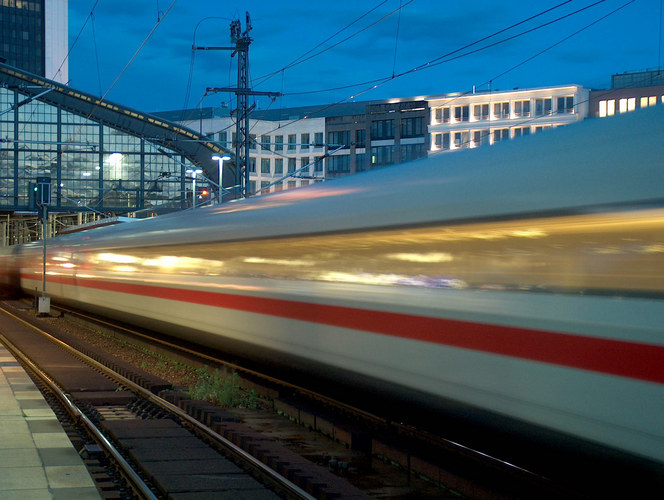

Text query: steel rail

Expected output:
[0,319,159,499]
[56,303,550,482]
[1,304,315,500]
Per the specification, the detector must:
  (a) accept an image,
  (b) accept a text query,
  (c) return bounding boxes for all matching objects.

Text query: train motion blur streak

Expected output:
[2,107,663,469]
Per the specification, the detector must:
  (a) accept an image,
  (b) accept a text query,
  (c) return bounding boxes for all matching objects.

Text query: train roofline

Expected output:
[25,106,664,250]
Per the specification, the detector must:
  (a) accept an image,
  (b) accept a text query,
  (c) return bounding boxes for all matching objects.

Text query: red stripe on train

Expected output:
[29,274,664,384]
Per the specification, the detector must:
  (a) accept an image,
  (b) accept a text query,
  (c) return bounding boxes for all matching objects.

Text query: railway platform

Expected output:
[0,343,100,499]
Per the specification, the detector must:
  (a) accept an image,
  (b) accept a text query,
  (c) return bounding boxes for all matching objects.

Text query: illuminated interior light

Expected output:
[97,253,138,264]
[592,247,622,255]
[642,244,664,254]
[144,256,180,267]
[108,152,123,167]
[386,252,454,263]
[112,266,137,273]
[509,229,547,238]
[244,257,315,266]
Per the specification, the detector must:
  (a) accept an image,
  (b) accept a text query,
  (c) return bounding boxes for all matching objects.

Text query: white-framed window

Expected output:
[556,96,574,114]
[453,131,469,148]
[512,126,530,138]
[472,129,489,147]
[454,105,469,122]
[514,100,530,117]
[534,98,552,116]
[434,132,450,150]
[473,104,489,121]
[493,128,509,143]
[533,125,552,134]
[493,102,510,119]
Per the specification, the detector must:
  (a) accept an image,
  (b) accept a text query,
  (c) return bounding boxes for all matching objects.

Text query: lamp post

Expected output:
[211,155,230,204]
[186,168,202,208]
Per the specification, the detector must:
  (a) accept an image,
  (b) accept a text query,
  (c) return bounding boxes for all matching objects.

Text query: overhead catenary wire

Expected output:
[251,0,596,138]
[175,0,639,161]
[392,0,403,78]
[428,0,640,154]
[59,0,178,171]
[251,0,393,88]
[90,12,103,97]
[50,0,101,83]
[283,0,577,98]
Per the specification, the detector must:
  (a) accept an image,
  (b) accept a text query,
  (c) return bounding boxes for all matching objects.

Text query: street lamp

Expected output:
[211,155,230,204]
[185,168,203,208]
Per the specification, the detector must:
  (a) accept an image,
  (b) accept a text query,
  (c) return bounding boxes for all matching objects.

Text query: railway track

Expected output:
[2,298,649,499]
[0,300,349,499]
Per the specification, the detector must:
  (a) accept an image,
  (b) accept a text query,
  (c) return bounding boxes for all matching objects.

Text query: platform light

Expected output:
[186,168,203,209]
[212,155,230,204]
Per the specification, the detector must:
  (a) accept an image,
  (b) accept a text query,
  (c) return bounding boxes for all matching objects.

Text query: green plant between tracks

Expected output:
[187,367,260,409]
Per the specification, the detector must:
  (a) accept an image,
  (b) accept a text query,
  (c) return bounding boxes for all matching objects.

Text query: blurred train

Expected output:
[1,106,663,475]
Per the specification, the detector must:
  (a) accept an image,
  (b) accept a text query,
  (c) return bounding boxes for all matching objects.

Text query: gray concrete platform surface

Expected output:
[0,343,100,499]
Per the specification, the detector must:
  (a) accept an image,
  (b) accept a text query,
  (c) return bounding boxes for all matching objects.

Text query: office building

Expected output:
[0,0,68,83]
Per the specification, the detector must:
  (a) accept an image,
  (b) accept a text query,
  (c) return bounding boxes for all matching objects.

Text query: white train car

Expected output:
[3,106,664,470]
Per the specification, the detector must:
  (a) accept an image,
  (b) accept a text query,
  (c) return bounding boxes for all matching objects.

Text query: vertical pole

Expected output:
[192,172,197,209]
[42,204,46,298]
[231,14,252,198]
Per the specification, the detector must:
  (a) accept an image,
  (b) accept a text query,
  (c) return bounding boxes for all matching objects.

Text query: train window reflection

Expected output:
[82,208,664,298]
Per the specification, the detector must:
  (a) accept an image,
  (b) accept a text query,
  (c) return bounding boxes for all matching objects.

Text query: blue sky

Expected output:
[66,0,662,113]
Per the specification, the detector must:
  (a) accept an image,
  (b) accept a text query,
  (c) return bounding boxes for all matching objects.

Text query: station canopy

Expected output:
[0,62,234,215]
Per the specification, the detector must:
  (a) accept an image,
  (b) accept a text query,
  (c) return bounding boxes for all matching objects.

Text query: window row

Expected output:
[432,96,575,124]
[251,178,316,195]
[432,125,555,150]
[248,156,325,175]
[598,95,664,117]
[217,131,324,152]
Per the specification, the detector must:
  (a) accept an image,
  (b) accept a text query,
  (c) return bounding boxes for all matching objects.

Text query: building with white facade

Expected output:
[173,112,326,195]
[429,85,589,153]
[159,84,592,197]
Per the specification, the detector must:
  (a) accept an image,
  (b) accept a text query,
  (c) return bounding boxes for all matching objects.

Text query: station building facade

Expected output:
[428,85,589,153]
[167,84,589,193]
[0,62,232,244]
[166,110,327,196]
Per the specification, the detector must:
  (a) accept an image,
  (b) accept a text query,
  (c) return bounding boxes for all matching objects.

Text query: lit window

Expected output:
[628,98,635,111]
[640,97,649,108]
[650,96,657,106]
[607,100,615,116]
[599,100,607,117]
[619,99,627,113]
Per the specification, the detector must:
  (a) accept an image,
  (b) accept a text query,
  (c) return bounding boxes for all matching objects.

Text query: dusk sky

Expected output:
[66,0,662,114]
